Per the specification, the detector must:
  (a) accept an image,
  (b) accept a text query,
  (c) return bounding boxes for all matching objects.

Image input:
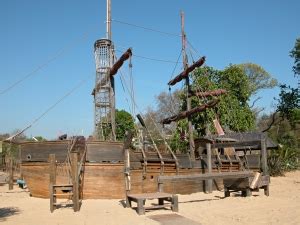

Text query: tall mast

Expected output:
[181,11,196,161]
[106,0,112,40]
[93,0,116,141]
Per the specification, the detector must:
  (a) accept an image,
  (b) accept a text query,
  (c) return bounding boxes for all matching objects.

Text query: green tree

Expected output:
[190,65,255,135]
[115,109,134,141]
[290,38,300,76]
[238,63,278,95]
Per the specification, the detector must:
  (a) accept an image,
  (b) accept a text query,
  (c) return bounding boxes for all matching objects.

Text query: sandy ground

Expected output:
[1,171,300,225]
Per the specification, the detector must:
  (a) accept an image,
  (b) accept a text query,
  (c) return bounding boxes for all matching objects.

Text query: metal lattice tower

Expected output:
[93,39,116,141]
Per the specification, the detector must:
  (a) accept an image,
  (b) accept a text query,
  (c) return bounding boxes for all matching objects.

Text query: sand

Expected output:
[1,170,300,225]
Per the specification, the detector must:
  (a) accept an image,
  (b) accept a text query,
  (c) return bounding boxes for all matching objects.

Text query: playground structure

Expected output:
[1,0,278,215]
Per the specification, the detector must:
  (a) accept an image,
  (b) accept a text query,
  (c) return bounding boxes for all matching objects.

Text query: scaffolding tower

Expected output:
[92,39,116,141]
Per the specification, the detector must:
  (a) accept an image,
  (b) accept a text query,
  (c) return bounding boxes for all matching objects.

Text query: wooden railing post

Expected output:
[205,143,212,193]
[71,152,79,212]
[8,157,13,190]
[261,135,269,196]
[49,154,56,213]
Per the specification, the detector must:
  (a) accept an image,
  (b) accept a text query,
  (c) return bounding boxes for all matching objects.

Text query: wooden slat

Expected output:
[86,141,123,162]
[158,171,254,183]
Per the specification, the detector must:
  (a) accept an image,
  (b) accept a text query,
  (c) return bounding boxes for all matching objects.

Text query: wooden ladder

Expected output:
[50,184,74,213]
[49,152,80,213]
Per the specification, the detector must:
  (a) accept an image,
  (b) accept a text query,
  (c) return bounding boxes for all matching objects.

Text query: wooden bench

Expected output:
[126,192,178,215]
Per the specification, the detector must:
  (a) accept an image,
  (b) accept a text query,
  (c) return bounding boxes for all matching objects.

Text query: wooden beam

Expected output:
[8,157,13,190]
[260,135,269,196]
[49,154,56,213]
[189,89,227,98]
[205,143,212,193]
[161,99,219,124]
[110,48,132,76]
[71,152,79,212]
[158,171,254,183]
[168,56,206,86]
[213,140,261,149]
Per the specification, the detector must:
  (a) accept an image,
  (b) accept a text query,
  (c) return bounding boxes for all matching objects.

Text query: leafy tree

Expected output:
[290,38,300,76]
[115,109,134,141]
[238,63,278,95]
[190,65,255,135]
[262,84,300,132]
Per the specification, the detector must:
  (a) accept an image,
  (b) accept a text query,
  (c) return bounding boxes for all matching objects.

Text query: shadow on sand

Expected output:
[0,207,20,222]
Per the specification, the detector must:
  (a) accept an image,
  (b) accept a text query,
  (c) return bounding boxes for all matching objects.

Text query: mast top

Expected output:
[106,0,112,40]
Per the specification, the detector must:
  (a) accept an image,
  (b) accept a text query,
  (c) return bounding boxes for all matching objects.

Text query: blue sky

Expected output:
[0,0,299,139]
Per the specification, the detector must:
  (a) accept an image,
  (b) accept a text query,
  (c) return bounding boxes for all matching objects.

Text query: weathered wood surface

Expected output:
[8,157,13,190]
[158,171,254,182]
[20,140,262,199]
[20,141,69,162]
[86,141,124,162]
[20,139,85,163]
[204,132,278,150]
[110,48,132,76]
[168,56,206,86]
[161,99,219,124]
[126,192,178,215]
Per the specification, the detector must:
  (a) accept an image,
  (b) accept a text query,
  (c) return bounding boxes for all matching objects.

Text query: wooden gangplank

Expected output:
[126,192,178,215]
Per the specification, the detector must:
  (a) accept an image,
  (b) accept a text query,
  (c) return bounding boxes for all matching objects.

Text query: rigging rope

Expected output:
[0,27,95,96]
[7,77,90,140]
[112,19,181,38]
[115,49,181,64]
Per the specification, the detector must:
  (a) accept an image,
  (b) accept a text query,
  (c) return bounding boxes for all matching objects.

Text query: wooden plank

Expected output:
[71,152,79,212]
[86,142,124,162]
[127,192,172,200]
[21,141,70,162]
[49,154,56,213]
[205,143,212,193]
[8,157,13,190]
[261,136,269,196]
[210,140,261,149]
[158,171,254,183]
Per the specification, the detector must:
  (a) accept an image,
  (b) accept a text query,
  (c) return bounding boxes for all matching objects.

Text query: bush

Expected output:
[268,135,300,176]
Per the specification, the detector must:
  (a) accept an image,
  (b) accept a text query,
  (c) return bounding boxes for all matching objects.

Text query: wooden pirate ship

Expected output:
[13,1,277,209]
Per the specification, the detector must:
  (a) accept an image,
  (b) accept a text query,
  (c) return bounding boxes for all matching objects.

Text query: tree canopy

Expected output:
[115,109,135,141]
[190,64,256,135]
[290,38,300,76]
[237,63,277,95]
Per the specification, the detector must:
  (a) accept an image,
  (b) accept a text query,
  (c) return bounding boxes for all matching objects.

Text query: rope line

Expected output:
[115,49,182,64]
[0,28,93,95]
[112,19,181,38]
[7,77,90,140]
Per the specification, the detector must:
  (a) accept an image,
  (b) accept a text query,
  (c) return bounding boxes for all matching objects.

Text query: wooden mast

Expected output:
[181,11,195,161]
[106,0,112,40]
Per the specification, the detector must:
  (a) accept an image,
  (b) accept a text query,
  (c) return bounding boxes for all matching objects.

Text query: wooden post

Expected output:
[158,181,164,192]
[261,135,269,196]
[124,148,131,207]
[205,143,212,193]
[8,157,13,190]
[71,152,79,212]
[49,154,56,213]
[171,195,179,212]
[18,147,23,179]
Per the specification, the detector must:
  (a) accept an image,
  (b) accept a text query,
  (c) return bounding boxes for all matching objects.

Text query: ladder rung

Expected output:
[53,193,73,197]
[53,184,73,187]
[53,203,74,206]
